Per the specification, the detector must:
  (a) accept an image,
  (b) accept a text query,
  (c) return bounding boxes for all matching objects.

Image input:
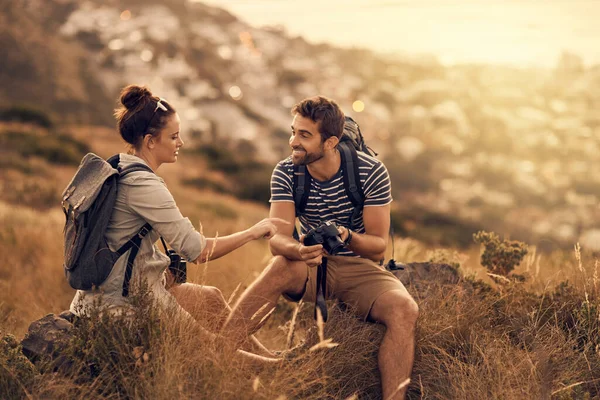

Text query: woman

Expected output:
[70,85,282,355]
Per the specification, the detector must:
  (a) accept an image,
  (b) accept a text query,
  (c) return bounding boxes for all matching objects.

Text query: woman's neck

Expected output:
[133,150,159,171]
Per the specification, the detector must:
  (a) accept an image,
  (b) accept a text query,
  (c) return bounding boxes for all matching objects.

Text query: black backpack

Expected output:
[61,153,154,296]
[292,116,377,227]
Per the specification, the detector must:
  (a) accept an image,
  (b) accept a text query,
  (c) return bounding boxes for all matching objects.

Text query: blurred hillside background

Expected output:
[1,0,600,253]
[3,1,600,398]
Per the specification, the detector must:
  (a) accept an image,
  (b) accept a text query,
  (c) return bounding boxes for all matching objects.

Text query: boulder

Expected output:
[20,311,74,370]
[391,262,461,293]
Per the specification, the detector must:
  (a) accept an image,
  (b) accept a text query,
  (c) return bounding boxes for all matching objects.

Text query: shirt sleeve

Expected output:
[269,160,294,203]
[125,173,205,261]
[363,161,393,207]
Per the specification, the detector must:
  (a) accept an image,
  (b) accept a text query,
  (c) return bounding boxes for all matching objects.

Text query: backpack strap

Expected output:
[292,164,311,240]
[338,142,364,227]
[292,164,311,216]
[117,223,153,297]
[106,154,155,297]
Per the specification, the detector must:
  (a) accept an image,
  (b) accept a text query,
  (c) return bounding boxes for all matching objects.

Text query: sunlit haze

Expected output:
[196,0,600,67]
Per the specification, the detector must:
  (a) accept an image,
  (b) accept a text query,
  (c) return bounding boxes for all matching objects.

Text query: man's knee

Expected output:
[261,255,307,292]
[371,289,419,329]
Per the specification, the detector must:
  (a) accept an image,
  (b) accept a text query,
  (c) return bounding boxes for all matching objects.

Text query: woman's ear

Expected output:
[143,134,154,149]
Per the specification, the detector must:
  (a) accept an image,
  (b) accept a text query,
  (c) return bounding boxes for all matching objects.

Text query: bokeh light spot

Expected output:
[352,100,365,112]
[229,85,243,100]
[140,49,154,62]
[120,10,131,21]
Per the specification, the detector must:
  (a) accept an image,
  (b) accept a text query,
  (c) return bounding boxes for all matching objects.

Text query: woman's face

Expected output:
[152,113,183,164]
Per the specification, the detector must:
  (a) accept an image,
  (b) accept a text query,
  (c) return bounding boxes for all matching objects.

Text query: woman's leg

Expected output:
[169,283,275,356]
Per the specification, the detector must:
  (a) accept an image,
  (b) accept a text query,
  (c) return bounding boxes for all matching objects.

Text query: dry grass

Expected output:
[2,127,600,398]
[3,197,600,399]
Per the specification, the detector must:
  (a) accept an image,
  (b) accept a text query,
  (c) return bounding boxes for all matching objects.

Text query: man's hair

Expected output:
[291,96,345,142]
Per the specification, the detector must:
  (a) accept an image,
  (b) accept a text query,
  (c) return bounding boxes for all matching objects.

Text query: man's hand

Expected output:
[337,225,350,243]
[297,234,324,267]
[248,218,289,240]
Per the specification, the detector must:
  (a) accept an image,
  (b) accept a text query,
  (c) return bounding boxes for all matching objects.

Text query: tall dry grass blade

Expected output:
[309,337,339,352]
[252,376,260,392]
[201,231,218,284]
[575,243,583,272]
[487,272,511,284]
[385,378,411,400]
[286,300,303,349]
[227,282,242,306]
[594,259,599,297]
[251,302,270,321]
[316,307,325,342]
[344,394,358,400]
[551,378,600,395]
[257,306,276,327]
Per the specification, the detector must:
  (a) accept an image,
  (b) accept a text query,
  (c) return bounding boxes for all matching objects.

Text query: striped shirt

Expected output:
[270,151,392,257]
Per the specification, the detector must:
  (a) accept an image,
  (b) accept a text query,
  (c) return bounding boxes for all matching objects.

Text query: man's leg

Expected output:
[222,255,308,348]
[369,289,419,400]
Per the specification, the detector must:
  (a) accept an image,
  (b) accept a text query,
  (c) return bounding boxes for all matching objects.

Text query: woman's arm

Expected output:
[192,218,288,264]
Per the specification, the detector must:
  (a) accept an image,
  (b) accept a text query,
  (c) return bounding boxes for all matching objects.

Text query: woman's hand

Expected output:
[248,218,289,240]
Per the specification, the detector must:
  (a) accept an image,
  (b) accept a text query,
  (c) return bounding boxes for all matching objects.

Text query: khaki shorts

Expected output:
[284,255,405,321]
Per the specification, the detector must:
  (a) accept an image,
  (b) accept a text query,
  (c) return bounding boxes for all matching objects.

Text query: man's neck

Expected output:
[306,149,341,182]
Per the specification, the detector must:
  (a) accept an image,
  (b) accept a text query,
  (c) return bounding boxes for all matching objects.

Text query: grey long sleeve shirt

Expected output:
[70,154,205,316]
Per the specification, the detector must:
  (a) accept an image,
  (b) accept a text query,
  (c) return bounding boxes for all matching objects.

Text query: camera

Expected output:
[303,221,345,255]
[167,250,187,284]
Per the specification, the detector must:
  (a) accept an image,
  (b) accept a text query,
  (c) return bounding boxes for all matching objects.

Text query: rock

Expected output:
[391,262,461,291]
[20,312,74,370]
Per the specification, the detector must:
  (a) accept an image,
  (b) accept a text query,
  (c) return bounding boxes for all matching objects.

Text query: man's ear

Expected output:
[325,136,339,150]
[143,134,154,149]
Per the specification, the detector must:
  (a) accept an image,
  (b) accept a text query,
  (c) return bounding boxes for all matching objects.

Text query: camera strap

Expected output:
[159,236,169,253]
[314,257,328,322]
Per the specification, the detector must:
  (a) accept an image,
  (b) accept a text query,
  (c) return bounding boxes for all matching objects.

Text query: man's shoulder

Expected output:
[356,151,386,169]
[275,156,294,170]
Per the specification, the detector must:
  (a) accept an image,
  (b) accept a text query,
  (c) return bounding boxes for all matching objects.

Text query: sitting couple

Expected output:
[70,85,418,399]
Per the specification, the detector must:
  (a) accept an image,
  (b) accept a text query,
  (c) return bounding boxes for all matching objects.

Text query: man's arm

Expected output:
[269,202,323,267]
[339,204,390,262]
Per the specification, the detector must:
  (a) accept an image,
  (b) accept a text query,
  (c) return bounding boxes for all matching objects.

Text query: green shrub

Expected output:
[0,131,90,165]
[0,106,53,128]
[0,333,38,399]
[473,231,528,276]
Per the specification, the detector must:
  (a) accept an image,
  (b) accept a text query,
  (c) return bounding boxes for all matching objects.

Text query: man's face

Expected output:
[289,114,325,166]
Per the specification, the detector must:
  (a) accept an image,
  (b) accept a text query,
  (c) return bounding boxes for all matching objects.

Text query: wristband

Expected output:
[344,228,353,246]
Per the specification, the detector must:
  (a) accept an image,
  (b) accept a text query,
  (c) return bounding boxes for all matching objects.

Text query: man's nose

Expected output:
[289,135,299,147]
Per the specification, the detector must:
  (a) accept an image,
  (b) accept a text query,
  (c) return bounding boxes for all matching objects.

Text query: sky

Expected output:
[196,0,600,67]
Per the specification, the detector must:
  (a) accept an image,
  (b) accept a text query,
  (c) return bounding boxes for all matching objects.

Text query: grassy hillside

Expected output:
[1,122,600,398]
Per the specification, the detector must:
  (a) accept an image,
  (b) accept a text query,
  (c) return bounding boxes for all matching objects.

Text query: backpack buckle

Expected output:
[138,225,150,238]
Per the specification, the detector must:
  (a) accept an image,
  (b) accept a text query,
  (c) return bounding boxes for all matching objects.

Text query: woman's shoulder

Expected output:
[118,153,164,185]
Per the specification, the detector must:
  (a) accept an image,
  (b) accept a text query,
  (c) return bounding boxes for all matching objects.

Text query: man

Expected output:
[224,96,418,399]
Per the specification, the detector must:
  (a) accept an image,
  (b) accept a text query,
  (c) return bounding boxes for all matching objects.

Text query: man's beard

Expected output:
[291,145,324,166]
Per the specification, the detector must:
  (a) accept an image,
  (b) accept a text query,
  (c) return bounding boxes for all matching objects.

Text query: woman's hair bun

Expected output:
[120,85,153,109]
